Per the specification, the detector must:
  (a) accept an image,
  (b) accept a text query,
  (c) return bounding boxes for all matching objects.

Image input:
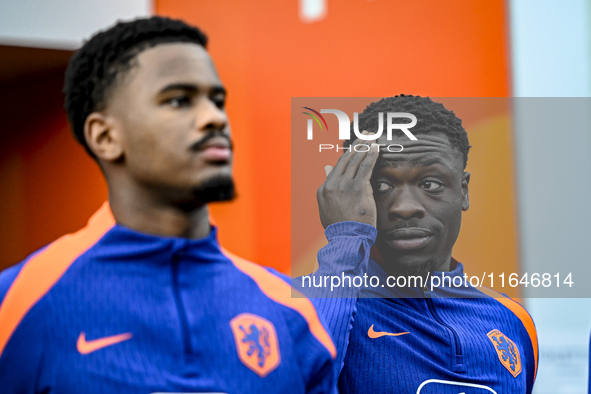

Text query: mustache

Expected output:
[190,132,233,151]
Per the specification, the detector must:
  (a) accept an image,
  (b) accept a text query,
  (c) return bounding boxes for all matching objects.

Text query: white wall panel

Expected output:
[0,0,151,50]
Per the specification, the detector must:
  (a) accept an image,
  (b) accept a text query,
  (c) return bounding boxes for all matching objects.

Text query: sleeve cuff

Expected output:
[325,221,377,241]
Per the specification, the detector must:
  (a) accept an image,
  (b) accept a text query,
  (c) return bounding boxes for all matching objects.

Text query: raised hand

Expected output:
[317,133,380,229]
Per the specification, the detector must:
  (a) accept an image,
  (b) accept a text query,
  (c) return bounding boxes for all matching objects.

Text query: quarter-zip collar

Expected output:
[362,257,467,299]
[97,224,227,264]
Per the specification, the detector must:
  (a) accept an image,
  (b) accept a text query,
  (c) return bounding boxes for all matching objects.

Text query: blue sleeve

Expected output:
[0,246,48,303]
[264,267,338,394]
[0,261,26,303]
[0,258,45,393]
[293,221,377,380]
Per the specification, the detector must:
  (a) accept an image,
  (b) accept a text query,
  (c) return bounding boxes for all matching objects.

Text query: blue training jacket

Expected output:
[295,221,538,394]
[0,203,337,394]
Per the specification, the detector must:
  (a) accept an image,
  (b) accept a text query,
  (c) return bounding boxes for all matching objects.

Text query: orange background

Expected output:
[1,0,516,297]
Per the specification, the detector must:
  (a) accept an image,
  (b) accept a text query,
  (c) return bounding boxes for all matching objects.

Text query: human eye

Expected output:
[419,180,443,191]
[374,181,393,193]
[211,93,226,110]
[167,95,192,108]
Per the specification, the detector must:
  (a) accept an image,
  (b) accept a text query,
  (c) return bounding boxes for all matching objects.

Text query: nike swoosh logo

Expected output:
[77,331,133,355]
[367,324,410,339]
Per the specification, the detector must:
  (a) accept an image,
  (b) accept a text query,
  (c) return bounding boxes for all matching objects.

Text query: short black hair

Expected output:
[345,95,471,169]
[64,16,208,157]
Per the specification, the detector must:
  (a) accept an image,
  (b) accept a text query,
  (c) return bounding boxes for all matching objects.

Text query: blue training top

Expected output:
[0,203,337,394]
[295,221,538,394]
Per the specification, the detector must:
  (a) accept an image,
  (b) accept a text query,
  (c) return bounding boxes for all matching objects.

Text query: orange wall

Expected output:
[0,70,108,271]
[156,0,514,277]
[1,1,515,285]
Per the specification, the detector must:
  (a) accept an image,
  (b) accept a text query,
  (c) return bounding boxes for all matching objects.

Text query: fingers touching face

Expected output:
[327,131,378,179]
[317,131,380,229]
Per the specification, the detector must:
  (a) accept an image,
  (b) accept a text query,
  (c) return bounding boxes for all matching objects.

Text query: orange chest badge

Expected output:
[487,329,522,377]
[230,313,281,377]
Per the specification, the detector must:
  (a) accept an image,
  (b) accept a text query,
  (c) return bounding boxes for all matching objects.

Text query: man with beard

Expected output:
[303,96,538,393]
[0,17,336,393]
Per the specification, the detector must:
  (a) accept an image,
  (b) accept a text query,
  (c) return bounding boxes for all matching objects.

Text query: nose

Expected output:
[196,98,228,132]
[387,186,426,220]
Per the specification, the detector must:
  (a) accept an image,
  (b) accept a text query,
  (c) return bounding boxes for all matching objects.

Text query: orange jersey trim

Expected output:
[0,202,115,357]
[222,248,337,359]
[479,287,538,380]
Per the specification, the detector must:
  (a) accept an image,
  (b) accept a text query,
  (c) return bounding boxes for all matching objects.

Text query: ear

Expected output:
[84,112,124,162]
[461,171,470,211]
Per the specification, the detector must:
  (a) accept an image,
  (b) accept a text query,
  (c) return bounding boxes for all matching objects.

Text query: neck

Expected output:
[371,245,453,276]
[107,182,212,240]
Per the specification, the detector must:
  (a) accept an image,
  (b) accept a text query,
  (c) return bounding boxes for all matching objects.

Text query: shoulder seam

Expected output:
[222,248,337,359]
[0,202,115,358]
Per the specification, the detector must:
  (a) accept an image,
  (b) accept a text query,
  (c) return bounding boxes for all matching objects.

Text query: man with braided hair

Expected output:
[0,16,337,393]
[299,96,539,393]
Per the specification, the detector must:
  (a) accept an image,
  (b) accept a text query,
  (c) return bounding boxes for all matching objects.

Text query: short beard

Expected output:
[384,258,440,283]
[376,241,440,285]
[191,175,236,205]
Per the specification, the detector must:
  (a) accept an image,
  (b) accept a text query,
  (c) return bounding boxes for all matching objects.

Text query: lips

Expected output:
[385,228,433,250]
[197,138,232,162]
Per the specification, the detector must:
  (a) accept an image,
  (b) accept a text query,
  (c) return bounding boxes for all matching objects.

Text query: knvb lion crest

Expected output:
[487,329,522,377]
[230,313,281,377]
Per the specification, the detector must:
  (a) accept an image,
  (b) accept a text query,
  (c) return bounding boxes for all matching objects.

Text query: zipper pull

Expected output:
[421,285,431,298]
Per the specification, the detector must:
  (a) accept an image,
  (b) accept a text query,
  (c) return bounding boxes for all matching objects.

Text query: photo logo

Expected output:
[302,107,329,139]
[304,107,418,141]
